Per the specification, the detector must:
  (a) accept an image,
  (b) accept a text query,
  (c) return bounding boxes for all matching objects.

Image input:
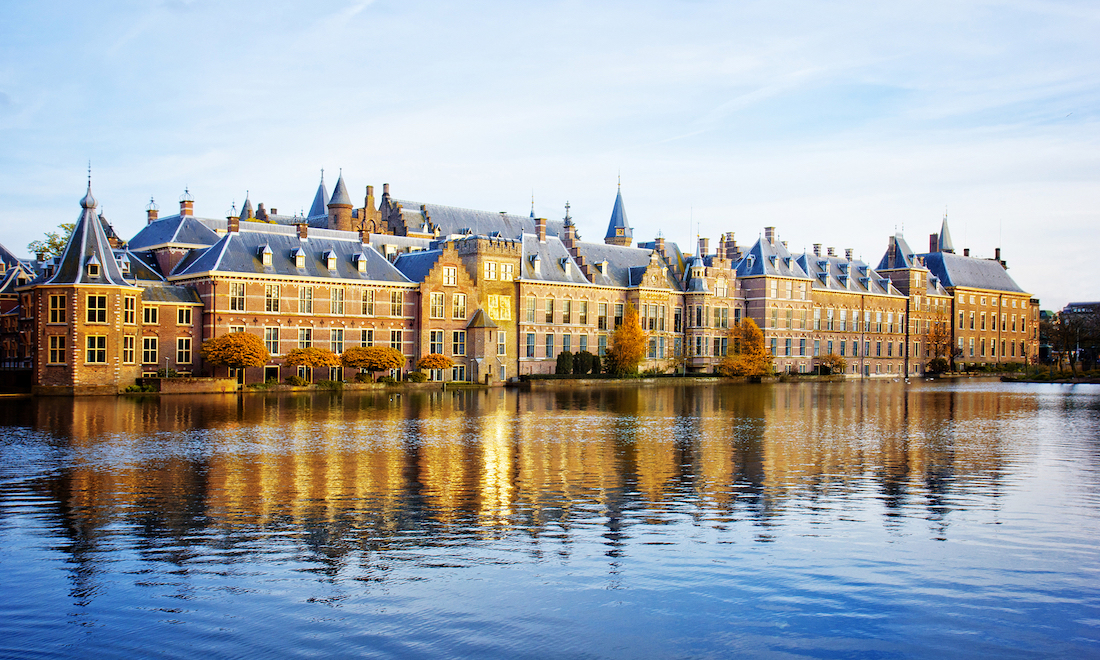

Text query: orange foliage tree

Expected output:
[718,318,772,377]
[283,347,341,369]
[417,353,453,371]
[200,332,270,383]
[342,346,406,379]
[605,304,647,376]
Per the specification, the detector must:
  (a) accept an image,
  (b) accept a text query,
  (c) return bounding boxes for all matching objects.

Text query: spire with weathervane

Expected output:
[603,177,632,247]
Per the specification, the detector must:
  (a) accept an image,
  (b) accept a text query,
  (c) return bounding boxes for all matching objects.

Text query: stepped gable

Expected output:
[172,223,410,283]
[920,251,1024,293]
[393,250,442,283]
[42,183,134,287]
[392,200,565,239]
[521,234,590,284]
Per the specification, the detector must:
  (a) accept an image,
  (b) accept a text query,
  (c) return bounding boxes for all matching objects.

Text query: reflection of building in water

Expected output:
[17,384,1036,571]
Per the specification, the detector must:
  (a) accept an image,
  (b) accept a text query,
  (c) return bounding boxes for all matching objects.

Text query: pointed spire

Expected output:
[45,181,132,286]
[241,191,254,220]
[308,169,330,217]
[328,170,352,207]
[939,212,955,253]
[604,183,632,246]
[530,192,535,219]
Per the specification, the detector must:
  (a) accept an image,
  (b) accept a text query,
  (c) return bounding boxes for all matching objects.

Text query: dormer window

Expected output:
[118,257,130,274]
[294,247,306,269]
[597,260,608,276]
[355,253,367,273]
[325,250,337,271]
[746,255,756,269]
[86,256,100,278]
[559,256,569,269]
[260,244,273,267]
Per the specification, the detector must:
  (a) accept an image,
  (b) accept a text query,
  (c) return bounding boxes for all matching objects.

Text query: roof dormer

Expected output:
[294,247,306,269]
[260,244,273,267]
[354,253,367,273]
[325,250,337,271]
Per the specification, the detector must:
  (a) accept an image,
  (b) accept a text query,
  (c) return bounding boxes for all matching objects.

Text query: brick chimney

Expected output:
[297,223,308,240]
[930,233,939,252]
[698,237,710,256]
[845,248,853,261]
[227,215,239,233]
[146,197,159,224]
[827,247,835,257]
[179,188,194,216]
[963,248,969,257]
[359,228,369,244]
[813,243,821,256]
[536,217,547,242]
[764,227,776,244]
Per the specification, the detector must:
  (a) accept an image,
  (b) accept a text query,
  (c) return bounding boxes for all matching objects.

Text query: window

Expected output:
[958,311,964,329]
[452,365,467,382]
[501,263,514,281]
[142,337,158,364]
[563,300,572,324]
[122,296,136,324]
[86,335,107,363]
[598,303,608,330]
[545,299,554,324]
[579,301,589,326]
[658,336,664,359]
[298,328,312,348]
[785,338,792,357]
[799,338,806,356]
[453,330,466,356]
[443,266,457,286]
[876,341,882,357]
[453,293,467,320]
[650,338,658,359]
[390,330,403,351]
[430,292,445,319]
[299,287,313,314]
[229,325,244,334]
[484,262,497,280]
[614,304,623,328]
[497,331,506,356]
[526,333,536,358]
[177,307,192,325]
[49,295,66,323]
[390,291,403,317]
[122,335,134,364]
[969,312,974,330]
[887,341,893,357]
[361,329,373,347]
[814,340,820,357]
[526,296,536,323]
[265,284,280,312]
[48,336,66,364]
[230,282,245,311]
[332,288,345,315]
[770,338,777,355]
[331,328,344,354]
[545,333,554,358]
[430,330,444,354]
[674,307,683,333]
[563,334,572,353]
[598,335,607,356]
[361,288,374,315]
[87,295,107,323]
[264,327,279,355]
[980,313,986,331]
[177,338,192,364]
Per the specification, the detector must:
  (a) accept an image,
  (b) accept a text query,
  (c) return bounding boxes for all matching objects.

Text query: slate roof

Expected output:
[128,215,222,251]
[0,262,34,294]
[0,242,23,268]
[876,233,919,271]
[329,174,352,207]
[572,241,678,289]
[392,200,565,240]
[938,217,955,253]
[919,251,1025,293]
[393,250,442,283]
[735,236,812,280]
[171,226,411,284]
[795,252,902,297]
[604,187,631,240]
[466,309,498,329]
[521,234,591,285]
[308,175,330,218]
[684,257,709,293]
[42,184,135,287]
[140,283,202,304]
[120,250,166,282]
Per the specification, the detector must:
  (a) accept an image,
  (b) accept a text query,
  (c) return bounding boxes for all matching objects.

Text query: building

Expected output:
[4,173,1040,394]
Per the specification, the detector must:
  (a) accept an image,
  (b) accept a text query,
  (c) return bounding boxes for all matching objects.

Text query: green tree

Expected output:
[573,350,594,375]
[417,353,453,371]
[200,332,270,384]
[28,222,75,259]
[605,305,647,376]
[555,350,574,375]
[342,346,406,380]
[718,318,772,377]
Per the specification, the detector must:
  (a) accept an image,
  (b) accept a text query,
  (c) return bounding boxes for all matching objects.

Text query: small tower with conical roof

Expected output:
[938,214,955,253]
[604,181,632,247]
[308,170,329,219]
[327,172,353,231]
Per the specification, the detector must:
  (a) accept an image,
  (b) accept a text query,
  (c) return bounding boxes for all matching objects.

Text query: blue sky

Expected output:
[1,0,1097,309]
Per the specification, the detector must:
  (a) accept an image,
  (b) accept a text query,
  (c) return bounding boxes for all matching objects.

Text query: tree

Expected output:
[342,346,406,380]
[284,347,341,369]
[924,314,953,360]
[418,353,453,371]
[573,350,594,375]
[604,304,647,376]
[200,332,270,384]
[28,222,75,259]
[818,353,847,375]
[555,350,573,375]
[718,318,772,377]
[1043,314,1085,374]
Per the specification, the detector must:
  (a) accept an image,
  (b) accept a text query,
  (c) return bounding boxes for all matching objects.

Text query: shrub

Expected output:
[555,351,574,375]
[315,380,343,390]
[925,357,949,374]
[156,367,179,378]
[407,371,428,383]
[573,350,594,375]
[354,372,373,383]
[641,367,665,376]
[378,376,398,385]
[284,375,308,386]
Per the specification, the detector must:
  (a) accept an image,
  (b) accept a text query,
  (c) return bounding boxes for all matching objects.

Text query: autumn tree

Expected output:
[924,313,953,360]
[818,353,847,375]
[718,318,772,377]
[28,222,75,259]
[284,347,341,369]
[342,346,406,380]
[604,304,647,376]
[417,353,453,371]
[200,332,270,384]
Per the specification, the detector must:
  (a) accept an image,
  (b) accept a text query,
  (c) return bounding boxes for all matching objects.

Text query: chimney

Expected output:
[845,248,853,261]
[654,236,666,257]
[930,233,939,252]
[536,217,547,242]
[813,243,821,257]
[297,223,308,240]
[359,228,369,244]
[227,215,239,233]
[698,237,710,256]
[827,247,835,257]
[963,248,969,257]
[256,203,268,222]
[271,208,277,215]
[35,251,44,262]
[994,247,1001,261]
[179,188,194,216]
[382,183,390,196]
[365,185,375,210]
[764,227,775,244]
[146,197,159,224]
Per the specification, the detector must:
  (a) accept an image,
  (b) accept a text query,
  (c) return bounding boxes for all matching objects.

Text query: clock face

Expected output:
[617,229,624,236]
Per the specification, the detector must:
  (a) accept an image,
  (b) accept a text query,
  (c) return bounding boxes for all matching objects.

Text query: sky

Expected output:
[1,0,1097,309]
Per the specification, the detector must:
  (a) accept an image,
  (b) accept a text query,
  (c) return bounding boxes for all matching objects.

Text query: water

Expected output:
[1,380,1098,659]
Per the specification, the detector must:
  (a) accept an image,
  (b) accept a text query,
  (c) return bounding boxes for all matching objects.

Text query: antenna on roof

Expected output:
[320,168,324,182]
[87,160,91,186]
